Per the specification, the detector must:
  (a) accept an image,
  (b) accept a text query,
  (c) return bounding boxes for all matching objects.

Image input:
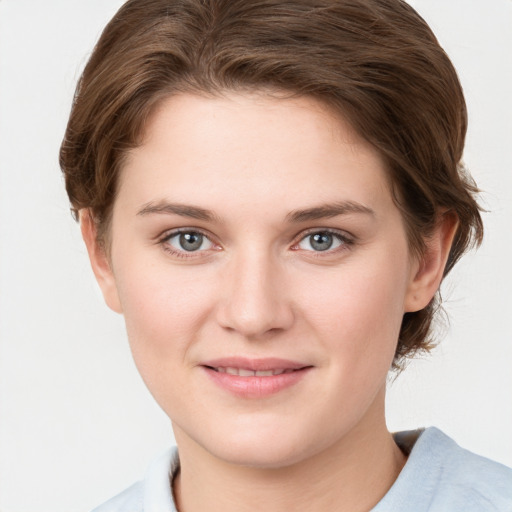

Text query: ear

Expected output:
[404,212,459,313]
[80,210,123,314]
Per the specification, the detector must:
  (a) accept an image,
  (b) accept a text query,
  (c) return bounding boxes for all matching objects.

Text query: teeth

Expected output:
[215,367,293,377]
[255,370,274,376]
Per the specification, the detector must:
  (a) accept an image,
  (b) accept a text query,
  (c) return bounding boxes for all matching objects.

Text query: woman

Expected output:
[59,0,512,510]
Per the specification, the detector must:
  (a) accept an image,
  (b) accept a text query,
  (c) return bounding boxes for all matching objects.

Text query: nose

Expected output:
[216,249,295,339]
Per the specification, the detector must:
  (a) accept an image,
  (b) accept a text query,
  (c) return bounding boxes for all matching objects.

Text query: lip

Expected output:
[200,357,313,398]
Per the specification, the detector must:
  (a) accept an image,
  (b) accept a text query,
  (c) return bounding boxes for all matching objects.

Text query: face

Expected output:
[89,92,434,468]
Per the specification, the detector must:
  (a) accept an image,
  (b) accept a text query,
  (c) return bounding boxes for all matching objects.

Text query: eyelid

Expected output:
[159,226,211,242]
[158,227,221,258]
[290,227,355,252]
[155,226,355,259]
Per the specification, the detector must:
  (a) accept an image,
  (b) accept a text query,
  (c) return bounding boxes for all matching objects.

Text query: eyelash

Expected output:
[158,228,219,259]
[290,228,355,256]
[157,228,355,259]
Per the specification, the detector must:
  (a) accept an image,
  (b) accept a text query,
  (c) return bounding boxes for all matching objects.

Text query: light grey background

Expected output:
[0,1,511,511]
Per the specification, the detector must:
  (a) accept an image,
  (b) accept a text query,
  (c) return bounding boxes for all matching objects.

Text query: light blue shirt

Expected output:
[92,427,512,511]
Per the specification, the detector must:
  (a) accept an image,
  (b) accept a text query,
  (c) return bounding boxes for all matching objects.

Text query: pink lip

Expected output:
[200,357,313,398]
[202,357,308,371]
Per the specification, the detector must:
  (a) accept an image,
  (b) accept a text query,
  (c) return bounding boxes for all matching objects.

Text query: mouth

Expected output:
[200,358,313,398]
[206,366,298,377]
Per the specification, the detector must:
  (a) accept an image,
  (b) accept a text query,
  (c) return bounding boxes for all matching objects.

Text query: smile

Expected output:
[200,358,312,398]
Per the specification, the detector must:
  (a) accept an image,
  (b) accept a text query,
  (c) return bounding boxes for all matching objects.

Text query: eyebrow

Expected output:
[286,201,375,223]
[137,201,219,222]
[136,200,375,223]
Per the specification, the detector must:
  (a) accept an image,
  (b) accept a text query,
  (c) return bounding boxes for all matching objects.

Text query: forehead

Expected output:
[118,92,394,221]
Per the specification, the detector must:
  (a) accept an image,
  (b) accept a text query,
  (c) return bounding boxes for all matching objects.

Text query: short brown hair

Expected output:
[60,0,483,367]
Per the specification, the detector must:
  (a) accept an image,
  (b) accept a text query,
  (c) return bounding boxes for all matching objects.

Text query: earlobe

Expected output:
[404,212,459,313]
[80,210,123,314]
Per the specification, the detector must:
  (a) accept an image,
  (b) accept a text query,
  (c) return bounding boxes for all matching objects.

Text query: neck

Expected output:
[172,390,405,512]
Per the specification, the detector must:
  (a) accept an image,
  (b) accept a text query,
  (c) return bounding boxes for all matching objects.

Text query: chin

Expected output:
[189,417,330,470]
[209,438,307,469]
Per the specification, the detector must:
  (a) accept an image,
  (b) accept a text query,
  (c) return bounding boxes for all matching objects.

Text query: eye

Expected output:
[163,230,215,253]
[296,230,350,252]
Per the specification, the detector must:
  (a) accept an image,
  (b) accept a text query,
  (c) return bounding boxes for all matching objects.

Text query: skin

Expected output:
[82,92,457,512]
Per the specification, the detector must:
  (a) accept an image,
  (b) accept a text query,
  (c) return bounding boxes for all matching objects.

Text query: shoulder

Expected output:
[426,427,512,510]
[374,427,512,512]
[90,447,179,512]
[90,481,144,512]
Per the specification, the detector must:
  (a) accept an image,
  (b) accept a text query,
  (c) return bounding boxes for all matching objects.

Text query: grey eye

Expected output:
[298,232,344,252]
[179,232,203,251]
[310,233,333,251]
[167,231,213,252]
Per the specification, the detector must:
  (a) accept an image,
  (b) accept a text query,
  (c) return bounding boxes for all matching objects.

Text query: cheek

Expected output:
[293,257,408,377]
[294,267,406,424]
[299,265,406,339]
[113,259,215,374]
